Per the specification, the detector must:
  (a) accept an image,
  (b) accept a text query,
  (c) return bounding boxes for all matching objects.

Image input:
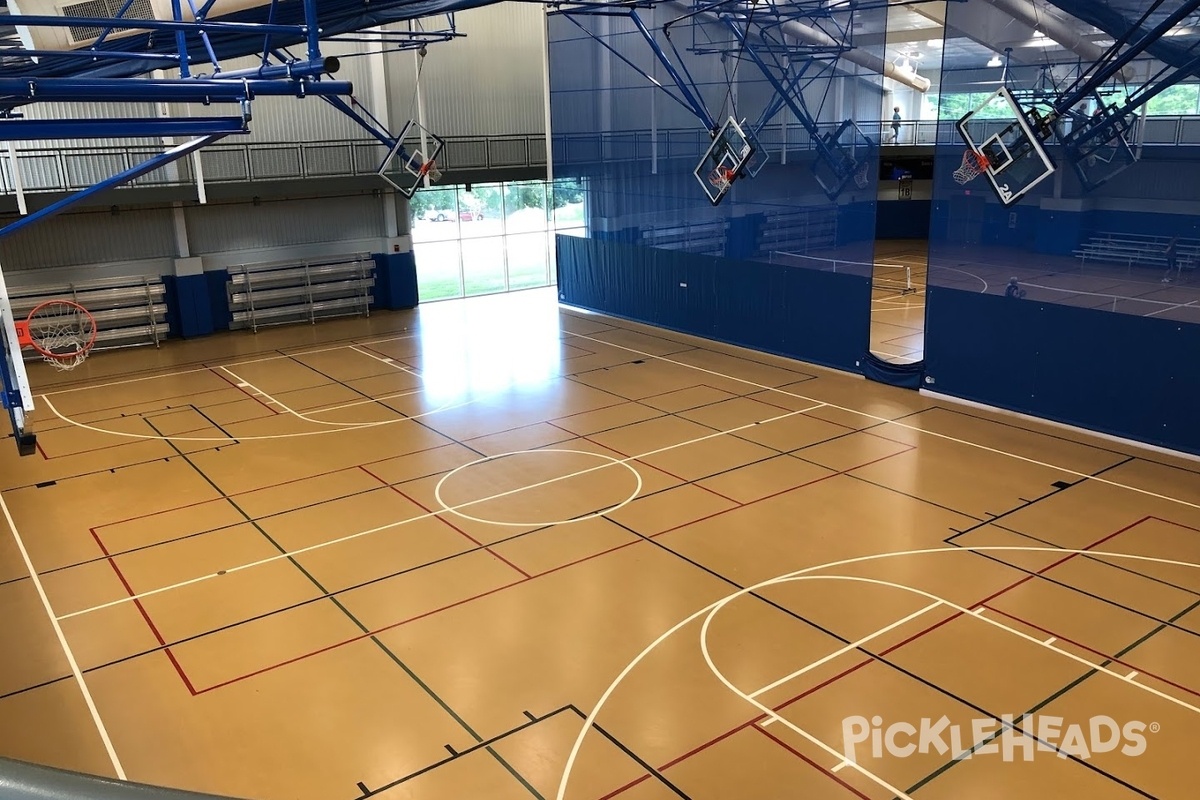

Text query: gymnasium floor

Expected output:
[871,241,928,364]
[2,286,1199,800]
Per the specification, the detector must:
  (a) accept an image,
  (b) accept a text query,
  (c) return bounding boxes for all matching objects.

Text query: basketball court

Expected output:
[2,286,1198,800]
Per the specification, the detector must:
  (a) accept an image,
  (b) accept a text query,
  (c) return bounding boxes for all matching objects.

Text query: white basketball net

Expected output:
[26,302,96,371]
[853,160,871,189]
[708,166,733,193]
[954,149,989,185]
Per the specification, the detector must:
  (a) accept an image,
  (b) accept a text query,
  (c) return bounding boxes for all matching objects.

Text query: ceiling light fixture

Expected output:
[987,54,1003,67]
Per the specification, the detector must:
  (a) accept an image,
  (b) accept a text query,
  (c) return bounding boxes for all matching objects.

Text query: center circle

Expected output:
[433,448,642,527]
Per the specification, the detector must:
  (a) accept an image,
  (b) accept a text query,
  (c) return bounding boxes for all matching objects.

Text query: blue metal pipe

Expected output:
[0,135,225,241]
[628,10,715,130]
[170,0,190,77]
[0,117,247,140]
[302,0,320,62]
[184,0,221,70]
[3,13,304,36]
[727,23,820,138]
[560,13,700,121]
[213,56,339,81]
[91,0,138,49]
[321,96,393,147]
[2,49,180,61]
[1056,0,1200,112]
[0,77,353,102]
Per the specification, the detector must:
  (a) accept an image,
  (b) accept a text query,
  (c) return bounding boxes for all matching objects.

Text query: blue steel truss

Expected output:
[550,0,912,201]
[986,0,1200,192]
[0,0,476,239]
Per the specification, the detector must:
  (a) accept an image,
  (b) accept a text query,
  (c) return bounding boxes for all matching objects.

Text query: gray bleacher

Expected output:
[1074,231,1199,274]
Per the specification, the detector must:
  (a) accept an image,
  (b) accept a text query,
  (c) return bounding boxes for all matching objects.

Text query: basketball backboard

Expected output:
[811,119,876,200]
[1061,96,1137,191]
[957,86,1056,206]
[694,116,757,206]
[0,266,37,455]
[378,119,446,199]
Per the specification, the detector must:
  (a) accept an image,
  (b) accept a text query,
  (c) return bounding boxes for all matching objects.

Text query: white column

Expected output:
[542,7,555,183]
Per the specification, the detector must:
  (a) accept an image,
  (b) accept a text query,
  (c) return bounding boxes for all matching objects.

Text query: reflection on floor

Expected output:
[4,288,1200,800]
[871,240,928,364]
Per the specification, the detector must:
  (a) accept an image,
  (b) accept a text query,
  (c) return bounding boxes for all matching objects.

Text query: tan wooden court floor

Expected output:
[2,287,1199,800]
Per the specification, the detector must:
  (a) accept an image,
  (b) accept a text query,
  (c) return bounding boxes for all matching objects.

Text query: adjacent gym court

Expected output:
[2,0,1200,798]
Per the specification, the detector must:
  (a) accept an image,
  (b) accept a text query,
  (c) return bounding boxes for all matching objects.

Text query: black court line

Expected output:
[26,399,958,698]
[987,520,1200,601]
[935,405,1200,479]
[944,457,1135,545]
[141,418,545,800]
[903,601,1200,797]
[593,514,1151,798]
[358,706,571,799]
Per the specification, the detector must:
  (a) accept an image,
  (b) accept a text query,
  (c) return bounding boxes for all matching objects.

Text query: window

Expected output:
[410,178,588,301]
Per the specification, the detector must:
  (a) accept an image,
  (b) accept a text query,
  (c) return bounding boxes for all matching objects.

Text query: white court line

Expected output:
[56,403,825,621]
[1126,671,1140,681]
[1145,299,1198,318]
[701,573,1200,799]
[748,600,943,699]
[41,389,479,444]
[40,331,421,397]
[218,365,367,428]
[0,493,126,779]
[1045,636,1057,645]
[558,324,1200,512]
[831,761,850,773]
[554,547,1200,800]
[349,344,424,378]
[43,345,452,442]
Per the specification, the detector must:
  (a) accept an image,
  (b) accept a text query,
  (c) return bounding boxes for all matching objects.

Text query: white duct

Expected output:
[662,1,930,92]
[777,19,932,92]
[981,0,1132,80]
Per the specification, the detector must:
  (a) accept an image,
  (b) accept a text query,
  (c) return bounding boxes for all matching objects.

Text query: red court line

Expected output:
[754,725,873,800]
[598,515,1162,797]
[358,465,532,579]
[193,536,647,694]
[88,528,197,695]
[970,515,1151,609]
[652,444,918,539]
[979,603,1200,698]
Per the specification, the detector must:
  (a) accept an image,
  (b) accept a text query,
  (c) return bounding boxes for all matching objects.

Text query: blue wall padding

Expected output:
[372,252,419,310]
[1035,209,1086,255]
[206,269,230,332]
[924,286,1200,456]
[162,273,216,338]
[876,200,932,240]
[862,352,925,389]
[725,214,763,260]
[556,235,871,373]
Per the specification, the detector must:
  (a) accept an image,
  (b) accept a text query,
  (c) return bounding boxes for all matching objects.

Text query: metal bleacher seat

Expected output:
[1074,231,1198,272]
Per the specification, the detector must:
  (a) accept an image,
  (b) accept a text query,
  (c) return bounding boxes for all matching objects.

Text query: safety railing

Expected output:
[4,115,1199,196]
[0,134,549,195]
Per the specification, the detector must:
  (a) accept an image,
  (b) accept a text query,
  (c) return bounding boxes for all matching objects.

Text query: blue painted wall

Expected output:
[556,235,871,373]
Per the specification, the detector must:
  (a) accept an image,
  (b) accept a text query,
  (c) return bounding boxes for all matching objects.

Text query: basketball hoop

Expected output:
[419,159,442,183]
[953,148,991,184]
[853,160,871,189]
[14,299,97,371]
[708,165,736,193]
